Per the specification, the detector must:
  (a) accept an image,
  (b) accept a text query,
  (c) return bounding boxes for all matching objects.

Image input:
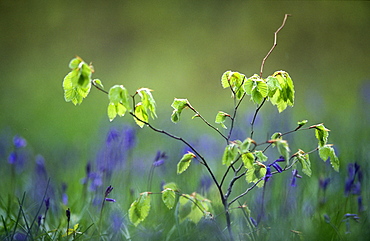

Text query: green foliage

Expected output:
[63,57,93,105]
[137,88,157,119]
[129,192,151,227]
[244,74,268,105]
[177,152,196,174]
[246,163,267,187]
[222,142,239,166]
[268,71,295,112]
[275,139,291,165]
[107,85,130,121]
[162,188,176,209]
[311,123,330,147]
[221,71,246,99]
[319,144,340,172]
[171,98,189,123]
[296,149,312,176]
[178,193,212,224]
[215,111,230,129]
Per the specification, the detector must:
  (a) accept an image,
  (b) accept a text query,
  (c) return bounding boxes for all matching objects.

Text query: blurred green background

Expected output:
[1,1,369,164]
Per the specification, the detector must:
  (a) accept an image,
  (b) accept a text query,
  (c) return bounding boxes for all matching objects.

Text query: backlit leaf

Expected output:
[246,163,266,187]
[134,103,148,128]
[129,192,151,226]
[222,143,239,166]
[162,189,176,209]
[215,111,230,129]
[171,98,189,123]
[296,150,311,176]
[177,152,196,174]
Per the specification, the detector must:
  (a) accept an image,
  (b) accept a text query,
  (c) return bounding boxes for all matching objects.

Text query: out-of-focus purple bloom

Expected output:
[343,213,360,234]
[152,151,167,167]
[345,163,362,197]
[319,177,330,191]
[250,217,258,227]
[37,215,43,226]
[105,185,113,197]
[111,212,124,232]
[122,126,136,150]
[35,155,48,178]
[13,135,27,148]
[291,169,302,187]
[199,175,212,193]
[275,156,285,162]
[45,197,50,211]
[8,151,17,164]
[89,172,103,191]
[105,198,116,202]
[271,162,283,173]
[264,166,272,182]
[358,196,363,212]
[323,214,330,223]
[62,183,68,205]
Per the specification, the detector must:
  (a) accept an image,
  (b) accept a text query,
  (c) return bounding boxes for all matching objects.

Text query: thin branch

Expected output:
[187,104,228,141]
[259,14,291,78]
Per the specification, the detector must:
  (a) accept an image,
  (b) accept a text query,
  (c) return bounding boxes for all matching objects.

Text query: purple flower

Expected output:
[111,212,124,232]
[199,175,212,193]
[66,208,71,222]
[152,151,167,167]
[35,155,48,178]
[319,178,330,191]
[45,197,50,211]
[270,162,283,173]
[105,185,114,197]
[291,169,302,187]
[13,135,27,148]
[250,217,258,227]
[8,151,17,164]
[105,198,116,202]
[264,166,272,182]
[345,163,362,196]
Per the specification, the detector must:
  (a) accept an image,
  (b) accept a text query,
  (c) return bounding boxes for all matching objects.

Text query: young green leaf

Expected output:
[221,71,246,99]
[222,143,239,166]
[63,69,91,105]
[311,124,330,147]
[242,152,255,169]
[134,103,149,128]
[129,192,151,227]
[246,163,266,187]
[215,111,230,129]
[137,88,157,119]
[268,70,295,112]
[92,79,104,90]
[107,85,130,121]
[162,189,176,209]
[171,98,189,123]
[255,151,268,162]
[275,139,290,165]
[177,152,196,174]
[68,57,82,69]
[296,150,312,176]
[239,138,253,153]
[163,182,180,192]
[319,144,339,172]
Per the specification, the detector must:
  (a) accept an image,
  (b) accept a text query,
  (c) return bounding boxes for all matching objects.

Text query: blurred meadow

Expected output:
[1,1,369,240]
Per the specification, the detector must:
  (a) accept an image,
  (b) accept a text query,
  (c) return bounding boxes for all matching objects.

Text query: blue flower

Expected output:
[264,166,272,182]
[319,177,330,191]
[152,151,167,167]
[291,169,302,187]
[13,135,27,148]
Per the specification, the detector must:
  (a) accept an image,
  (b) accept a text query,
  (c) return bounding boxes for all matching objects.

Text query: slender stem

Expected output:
[250,98,267,139]
[187,104,228,141]
[259,14,291,78]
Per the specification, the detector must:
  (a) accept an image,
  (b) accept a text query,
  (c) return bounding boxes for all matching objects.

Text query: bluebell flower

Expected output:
[319,177,330,191]
[45,197,50,211]
[264,166,272,182]
[105,185,114,197]
[152,151,167,167]
[270,162,283,173]
[62,183,68,205]
[345,163,362,196]
[13,135,27,148]
[105,198,116,202]
[199,175,212,193]
[291,169,302,187]
[111,212,124,232]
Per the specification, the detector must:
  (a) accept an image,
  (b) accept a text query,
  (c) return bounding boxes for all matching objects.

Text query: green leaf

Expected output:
[92,79,104,90]
[275,139,290,165]
[246,163,266,187]
[107,85,130,121]
[242,152,255,169]
[171,98,189,123]
[222,143,239,166]
[63,69,91,105]
[239,138,253,153]
[137,88,157,119]
[134,103,149,128]
[271,132,282,140]
[177,152,196,174]
[68,57,82,69]
[255,151,268,162]
[178,193,212,224]
[298,120,308,126]
[215,111,230,129]
[268,70,295,112]
[311,124,330,147]
[107,103,117,121]
[163,182,180,192]
[129,192,151,226]
[162,189,176,209]
[296,150,311,176]
[319,145,339,172]
[221,71,246,99]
